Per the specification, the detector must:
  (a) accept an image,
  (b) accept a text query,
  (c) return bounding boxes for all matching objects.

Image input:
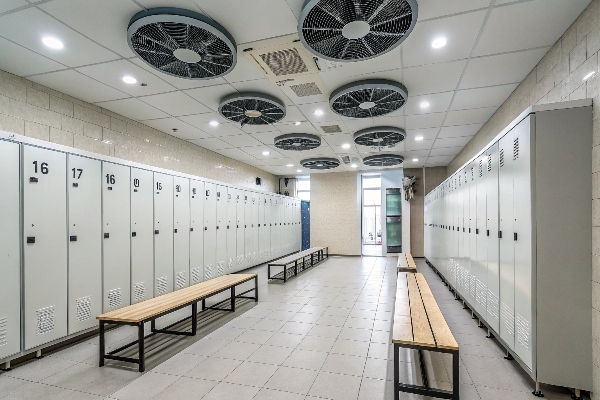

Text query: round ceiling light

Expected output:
[42,37,64,49]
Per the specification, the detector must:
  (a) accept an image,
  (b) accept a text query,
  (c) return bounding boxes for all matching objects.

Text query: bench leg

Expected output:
[191,302,198,336]
[284,264,287,283]
[231,287,235,312]
[452,349,460,399]
[99,321,105,367]
[294,260,298,276]
[254,275,259,302]
[394,344,399,400]
[138,323,145,373]
[268,264,271,280]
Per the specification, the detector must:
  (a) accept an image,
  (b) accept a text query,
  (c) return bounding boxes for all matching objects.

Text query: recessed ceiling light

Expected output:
[42,37,64,49]
[351,163,358,168]
[431,37,447,49]
[412,158,418,162]
[314,109,324,116]
[420,101,430,109]
[209,121,220,126]
[287,164,294,167]
[584,71,597,81]
[262,151,270,156]
[122,76,137,84]
[341,143,351,149]
[297,169,302,172]
[415,136,424,141]
[294,121,301,126]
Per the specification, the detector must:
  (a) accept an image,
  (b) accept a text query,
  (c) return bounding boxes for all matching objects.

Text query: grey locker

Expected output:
[173,177,190,290]
[485,144,500,332]
[244,191,253,265]
[470,163,484,317]
[154,173,174,296]
[130,168,154,304]
[476,156,489,326]
[258,193,266,261]
[0,140,21,359]
[265,196,272,260]
[216,185,227,276]
[226,188,237,272]
[102,162,131,312]
[270,196,277,257]
[235,191,245,271]
[252,194,259,263]
[23,145,68,349]
[67,155,101,334]
[204,183,216,280]
[189,180,204,285]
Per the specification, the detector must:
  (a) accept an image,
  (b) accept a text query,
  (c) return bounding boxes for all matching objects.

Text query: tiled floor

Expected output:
[362,245,382,256]
[0,257,579,399]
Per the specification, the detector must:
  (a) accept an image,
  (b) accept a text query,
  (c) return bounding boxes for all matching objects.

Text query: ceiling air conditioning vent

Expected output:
[274,133,321,151]
[301,157,340,170]
[127,8,237,80]
[363,154,404,167]
[330,80,408,118]
[260,48,308,76]
[290,82,322,97]
[218,93,286,126]
[341,155,361,165]
[298,0,418,62]
[320,125,342,133]
[354,127,406,150]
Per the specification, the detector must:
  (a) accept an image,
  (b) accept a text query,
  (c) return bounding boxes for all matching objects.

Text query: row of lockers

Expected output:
[0,138,301,361]
[423,103,592,390]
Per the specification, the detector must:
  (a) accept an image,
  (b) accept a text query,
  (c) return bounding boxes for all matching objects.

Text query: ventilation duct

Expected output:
[363,154,404,167]
[300,157,341,170]
[329,80,408,118]
[274,133,321,151]
[218,93,286,126]
[354,127,406,150]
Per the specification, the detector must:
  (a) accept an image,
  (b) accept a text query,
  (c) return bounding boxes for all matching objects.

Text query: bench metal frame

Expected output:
[99,275,258,372]
[394,343,460,400]
[267,247,329,282]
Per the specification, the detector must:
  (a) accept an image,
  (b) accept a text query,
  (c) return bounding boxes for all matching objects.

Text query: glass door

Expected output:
[362,176,382,246]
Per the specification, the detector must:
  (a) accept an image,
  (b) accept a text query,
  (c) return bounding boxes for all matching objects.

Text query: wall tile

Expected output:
[0,77,26,102]
[82,121,102,140]
[49,96,74,117]
[0,94,9,115]
[24,121,49,141]
[26,87,49,109]
[537,41,561,82]
[579,1,598,43]
[61,115,84,135]
[74,103,110,129]
[0,113,25,134]
[571,38,588,73]
[563,24,578,57]
[9,99,61,128]
[49,127,74,147]
[110,116,127,133]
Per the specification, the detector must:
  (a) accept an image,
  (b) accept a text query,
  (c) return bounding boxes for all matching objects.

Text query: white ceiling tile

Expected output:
[241,123,282,134]
[29,70,127,103]
[322,133,354,147]
[0,0,28,14]
[230,78,293,106]
[404,92,454,116]
[204,122,245,138]
[405,113,446,129]
[265,158,296,167]
[284,0,304,18]
[474,0,590,56]
[341,118,377,133]
[139,92,210,117]
[402,10,486,67]
[405,127,440,141]
[76,59,176,97]
[403,150,431,158]
[297,102,342,125]
[319,65,402,94]
[97,98,169,121]
[129,57,229,90]
[225,53,267,83]
[187,137,233,151]
[406,139,435,151]
[39,0,142,58]
[404,60,467,95]
[136,0,202,11]
[451,84,517,110]
[0,8,118,68]
[433,137,472,149]
[0,37,65,76]
[438,124,483,138]
[331,144,360,154]
[429,146,463,157]
[192,0,298,44]
[250,131,280,145]
[444,107,496,126]
[274,146,336,158]
[214,147,256,160]
[141,118,211,140]
[179,113,228,131]
[274,122,319,135]
[425,155,455,166]
[221,134,263,147]
[417,0,491,20]
[242,145,283,158]
[185,83,236,111]
[460,48,549,89]
[356,142,405,154]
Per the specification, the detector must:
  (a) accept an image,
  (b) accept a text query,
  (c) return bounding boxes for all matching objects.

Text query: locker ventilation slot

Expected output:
[500,302,515,337]
[157,276,168,295]
[228,258,234,270]
[487,290,499,321]
[516,313,530,350]
[487,155,492,172]
[176,272,187,289]
[237,255,244,266]
[108,289,122,309]
[76,296,92,323]
[134,282,146,302]
[205,264,213,280]
[36,306,55,335]
[499,149,505,168]
[0,317,7,346]
[191,267,202,284]
[217,262,225,276]
[478,161,483,177]
[471,167,474,181]
[513,138,519,160]
[476,280,487,309]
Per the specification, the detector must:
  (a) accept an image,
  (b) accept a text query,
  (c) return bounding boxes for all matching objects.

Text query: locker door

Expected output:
[189,180,204,285]
[102,162,130,312]
[244,192,252,265]
[270,196,276,257]
[470,163,484,317]
[236,191,245,270]
[216,185,227,276]
[130,168,154,304]
[486,144,500,332]
[226,188,237,272]
[258,193,266,261]
[204,183,217,280]
[67,155,101,334]
[0,140,20,359]
[457,173,464,295]
[252,194,259,263]
[264,196,272,260]
[476,157,488,322]
[173,177,190,290]
[498,131,515,350]
[23,145,67,349]
[154,173,174,296]
[512,117,533,368]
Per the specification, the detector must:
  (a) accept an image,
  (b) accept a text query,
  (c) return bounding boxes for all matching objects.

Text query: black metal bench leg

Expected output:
[231,287,235,312]
[453,350,460,399]
[284,264,287,282]
[394,344,400,400]
[254,275,259,302]
[191,302,198,336]
[138,323,145,372]
[268,264,271,280]
[294,260,298,276]
[99,321,105,367]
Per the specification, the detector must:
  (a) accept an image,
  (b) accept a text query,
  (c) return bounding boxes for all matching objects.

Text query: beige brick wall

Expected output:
[447,1,600,395]
[0,69,278,192]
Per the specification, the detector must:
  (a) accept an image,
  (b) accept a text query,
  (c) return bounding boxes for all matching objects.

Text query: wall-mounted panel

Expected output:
[174,177,190,290]
[189,180,204,285]
[154,173,174,296]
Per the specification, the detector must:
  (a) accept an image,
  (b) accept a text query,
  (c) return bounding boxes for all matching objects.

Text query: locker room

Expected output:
[0,1,596,400]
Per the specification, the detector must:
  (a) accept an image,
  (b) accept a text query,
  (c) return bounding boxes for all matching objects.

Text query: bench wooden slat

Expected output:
[415,274,459,351]
[397,253,417,273]
[406,274,436,348]
[392,273,413,345]
[269,247,326,266]
[397,253,409,266]
[98,274,257,323]
[406,254,417,270]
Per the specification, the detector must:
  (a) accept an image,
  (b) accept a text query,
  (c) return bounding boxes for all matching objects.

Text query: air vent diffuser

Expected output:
[219,93,286,126]
[274,133,321,151]
[300,157,341,170]
[353,127,406,150]
[363,154,404,167]
[330,80,407,118]
[127,8,236,80]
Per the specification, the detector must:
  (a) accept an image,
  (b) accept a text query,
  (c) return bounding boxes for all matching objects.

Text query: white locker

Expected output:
[244,191,252,265]
[252,194,259,263]
[470,163,483,317]
[235,191,245,270]
[265,195,272,260]
[67,155,101,334]
[475,156,488,325]
[204,183,217,280]
[0,140,21,359]
[23,145,68,349]
[485,144,500,332]
[154,173,174,296]
[189,180,204,285]
[130,168,154,303]
[258,193,266,261]
[173,177,190,290]
[226,188,237,272]
[102,162,131,312]
[216,185,227,277]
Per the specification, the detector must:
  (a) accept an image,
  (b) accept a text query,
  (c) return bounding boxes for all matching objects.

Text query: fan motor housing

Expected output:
[300,157,340,170]
[354,127,406,149]
[218,93,286,126]
[363,154,405,167]
[127,7,237,80]
[274,133,322,151]
[330,80,408,118]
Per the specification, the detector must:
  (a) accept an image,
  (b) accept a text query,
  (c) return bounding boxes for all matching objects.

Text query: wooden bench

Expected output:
[393,272,459,399]
[268,246,329,282]
[397,253,417,273]
[97,273,258,372]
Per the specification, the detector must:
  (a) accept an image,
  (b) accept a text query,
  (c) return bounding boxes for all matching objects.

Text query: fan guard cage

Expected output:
[274,133,322,151]
[298,0,418,62]
[218,93,286,126]
[127,8,237,80]
[363,154,404,167]
[300,157,340,170]
[354,126,406,149]
[330,80,408,118]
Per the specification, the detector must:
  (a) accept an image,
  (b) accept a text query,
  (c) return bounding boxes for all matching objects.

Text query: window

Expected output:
[297,178,310,201]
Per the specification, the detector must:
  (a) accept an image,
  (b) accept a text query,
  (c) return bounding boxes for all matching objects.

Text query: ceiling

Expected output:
[0,0,590,176]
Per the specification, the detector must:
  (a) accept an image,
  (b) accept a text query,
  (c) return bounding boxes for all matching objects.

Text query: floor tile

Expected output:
[331,339,370,357]
[306,324,342,338]
[321,353,366,376]
[338,327,373,342]
[202,381,260,400]
[152,377,217,400]
[264,332,304,348]
[253,388,306,400]
[263,366,318,395]
[185,357,243,381]
[212,340,261,360]
[111,371,180,400]
[5,356,78,382]
[235,329,274,345]
[307,371,362,400]
[296,335,337,352]
[247,344,295,365]
[183,338,229,357]
[223,360,278,387]
[282,348,328,370]
[152,353,206,376]
[279,321,314,335]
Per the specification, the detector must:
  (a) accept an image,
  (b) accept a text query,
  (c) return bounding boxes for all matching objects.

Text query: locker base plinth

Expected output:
[486,329,494,339]
[35,350,43,359]
[571,389,583,400]
[504,351,514,360]
[0,361,11,371]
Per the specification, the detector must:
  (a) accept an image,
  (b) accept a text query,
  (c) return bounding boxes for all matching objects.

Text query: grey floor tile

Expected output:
[279,321,314,335]
[282,349,328,370]
[252,319,287,332]
[247,344,295,365]
[367,342,393,360]
[5,356,79,382]
[185,357,242,381]
[224,316,261,329]
[204,326,246,342]
[41,363,114,391]
[223,360,278,387]
[152,377,216,400]
[234,329,274,345]
[331,339,370,357]
[211,340,261,361]
[0,381,68,400]
[0,375,30,399]
[49,342,99,363]
[263,366,318,395]
[253,388,305,400]
[358,377,395,400]
[344,317,374,330]
[323,307,352,317]
[307,371,362,400]
[265,310,296,321]
[306,324,342,338]
[111,371,180,400]
[264,332,304,348]
[338,327,373,342]
[57,389,105,400]
[152,353,206,376]
[321,353,366,376]
[296,335,336,352]
[202,382,260,400]
[240,308,273,319]
[277,303,304,312]
[289,312,321,324]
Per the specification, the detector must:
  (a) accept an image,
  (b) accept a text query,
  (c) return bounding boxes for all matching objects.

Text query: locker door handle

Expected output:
[204,227,208,231]
[498,231,502,239]
[514,232,518,241]
[258,224,260,227]
[476,229,479,234]
[70,236,77,242]
[487,230,490,236]
[27,236,35,244]
[462,228,465,232]
[155,230,159,234]
[190,228,194,232]
[132,232,137,237]
[104,233,109,239]
[237,225,239,228]
[227,225,230,229]
[469,228,471,233]
[29,177,38,183]
[174,229,178,233]
[217,226,219,229]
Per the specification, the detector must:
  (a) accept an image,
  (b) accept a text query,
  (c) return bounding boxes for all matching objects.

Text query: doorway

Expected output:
[362,175,382,256]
